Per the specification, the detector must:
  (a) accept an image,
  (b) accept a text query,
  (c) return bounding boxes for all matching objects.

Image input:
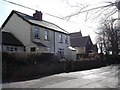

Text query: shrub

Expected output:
[2,52,59,65]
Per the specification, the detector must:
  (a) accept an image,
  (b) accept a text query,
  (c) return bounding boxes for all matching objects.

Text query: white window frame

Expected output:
[6,46,17,52]
[65,35,68,44]
[59,34,62,43]
[45,30,49,40]
[33,28,40,39]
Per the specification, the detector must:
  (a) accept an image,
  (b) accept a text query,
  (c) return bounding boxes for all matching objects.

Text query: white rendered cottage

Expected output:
[1,10,76,59]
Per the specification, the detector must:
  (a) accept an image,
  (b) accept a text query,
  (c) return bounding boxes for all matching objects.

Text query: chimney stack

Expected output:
[33,10,43,21]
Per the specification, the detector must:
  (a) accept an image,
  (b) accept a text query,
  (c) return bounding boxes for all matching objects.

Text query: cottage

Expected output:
[1,10,72,57]
[70,31,97,54]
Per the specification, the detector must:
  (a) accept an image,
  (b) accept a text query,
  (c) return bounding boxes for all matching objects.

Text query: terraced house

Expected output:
[1,10,71,57]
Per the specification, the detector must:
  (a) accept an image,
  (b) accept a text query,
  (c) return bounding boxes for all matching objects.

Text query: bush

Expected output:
[2,52,59,65]
[2,52,64,82]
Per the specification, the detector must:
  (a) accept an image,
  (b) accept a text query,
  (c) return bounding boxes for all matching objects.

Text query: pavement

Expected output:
[2,64,120,88]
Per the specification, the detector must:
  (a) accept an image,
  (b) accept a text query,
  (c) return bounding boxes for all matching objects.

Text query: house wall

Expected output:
[75,47,85,54]
[2,45,24,52]
[30,25,70,55]
[55,32,70,54]
[64,47,76,61]
[3,14,31,52]
[30,26,55,53]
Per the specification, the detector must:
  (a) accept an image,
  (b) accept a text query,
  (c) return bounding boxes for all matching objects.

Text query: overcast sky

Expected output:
[0,0,117,44]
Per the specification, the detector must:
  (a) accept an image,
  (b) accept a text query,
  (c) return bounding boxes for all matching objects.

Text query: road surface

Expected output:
[2,64,120,88]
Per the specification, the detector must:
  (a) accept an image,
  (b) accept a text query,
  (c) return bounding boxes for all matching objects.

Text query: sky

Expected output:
[0,0,118,44]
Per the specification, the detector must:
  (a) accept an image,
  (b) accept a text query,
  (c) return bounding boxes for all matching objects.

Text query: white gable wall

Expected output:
[3,14,31,52]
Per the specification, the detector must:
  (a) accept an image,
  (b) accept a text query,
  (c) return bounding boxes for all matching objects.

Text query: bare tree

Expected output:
[96,17,120,55]
[64,0,119,21]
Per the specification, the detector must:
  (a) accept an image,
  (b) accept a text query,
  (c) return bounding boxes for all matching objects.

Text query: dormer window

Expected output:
[33,27,40,39]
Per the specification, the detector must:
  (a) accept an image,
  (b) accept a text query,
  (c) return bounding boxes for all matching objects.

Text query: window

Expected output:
[6,47,17,52]
[59,34,62,43]
[33,28,40,39]
[31,47,36,52]
[14,48,17,51]
[65,36,68,44]
[7,47,9,51]
[58,48,64,58]
[10,47,14,52]
[45,30,49,40]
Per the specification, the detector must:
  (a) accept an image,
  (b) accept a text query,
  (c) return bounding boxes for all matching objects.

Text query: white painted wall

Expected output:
[30,26,71,54]
[3,13,31,52]
[64,47,76,61]
[55,32,70,54]
[30,26,55,53]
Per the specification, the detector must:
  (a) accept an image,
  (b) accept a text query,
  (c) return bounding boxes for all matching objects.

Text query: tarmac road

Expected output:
[2,64,120,88]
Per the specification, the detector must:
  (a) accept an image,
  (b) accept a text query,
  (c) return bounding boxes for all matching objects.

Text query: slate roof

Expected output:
[33,42,47,47]
[70,36,90,47]
[2,31,24,46]
[70,31,82,39]
[2,10,69,34]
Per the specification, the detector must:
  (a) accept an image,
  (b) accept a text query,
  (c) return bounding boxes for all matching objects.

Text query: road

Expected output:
[2,64,120,88]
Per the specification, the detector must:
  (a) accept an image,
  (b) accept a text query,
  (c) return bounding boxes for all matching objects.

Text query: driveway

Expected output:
[2,64,120,88]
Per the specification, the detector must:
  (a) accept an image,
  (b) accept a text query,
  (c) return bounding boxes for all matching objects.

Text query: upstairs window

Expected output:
[59,34,62,43]
[33,28,40,39]
[65,36,68,44]
[45,30,49,40]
